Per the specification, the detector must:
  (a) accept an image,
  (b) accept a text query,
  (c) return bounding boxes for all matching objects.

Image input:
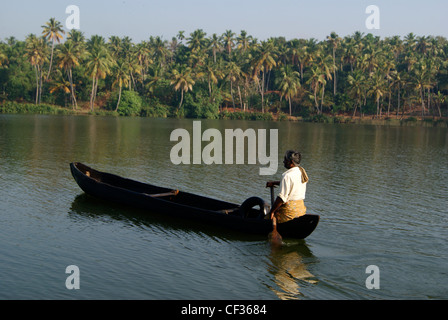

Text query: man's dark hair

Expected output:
[284,150,302,166]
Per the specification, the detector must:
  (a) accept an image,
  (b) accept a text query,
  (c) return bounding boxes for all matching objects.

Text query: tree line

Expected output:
[0,18,447,119]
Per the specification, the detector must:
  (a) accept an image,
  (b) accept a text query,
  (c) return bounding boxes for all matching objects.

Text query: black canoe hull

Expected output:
[70,162,319,239]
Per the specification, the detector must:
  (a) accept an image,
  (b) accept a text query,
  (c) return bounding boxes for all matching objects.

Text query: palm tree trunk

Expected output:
[69,69,77,109]
[388,92,391,117]
[178,90,184,110]
[237,86,243,111]
[266,70,271,92]
[140,61,145,92]
[352,102,358,118]
[320,85,325,114]
[35,66,39,105]
[46,40,55,81]
[300,64,304,84]
[420,87,425,116]
[208,79,212,100]
[377,99,380,118]
[261,72,265,113]
[313,85,319,114]
[115,86,122,112]
[230,81,235,111]
[94,78,99,101]
[333,48,337,95]
[380,98,383,118]
[38,67,43,104]
[93,78,99,109]
[131,73,137,91]
[90,76,95,111]
[288,97,292,115]
[244,84,248,111]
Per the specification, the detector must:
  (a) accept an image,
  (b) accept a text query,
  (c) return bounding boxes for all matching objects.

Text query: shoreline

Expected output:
[1,100,447,128]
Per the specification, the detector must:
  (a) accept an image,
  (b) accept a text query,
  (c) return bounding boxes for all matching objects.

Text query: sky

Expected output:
[1,0,447,42]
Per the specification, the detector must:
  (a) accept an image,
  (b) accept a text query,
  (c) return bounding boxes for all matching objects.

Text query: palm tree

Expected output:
[25,34,49,104]
[412,60,433,116]
[134,42,152,87]
[170,65,195,111]
[225,61,243,110]
[416,36,431,56]
[67,29,86,49]
[277,65,301,115]
[359,43,382,74]
[236,30,252,53]
[112,60,131,111]
[57,40,82,108]
[85,46,113,111]
[149,36,170,70]
[386,35,403,63]
[208,34,222,63]
[347,70,366,118]
[177,31,186,43]
[222,30,235,57]
[203,59,224,101]
[306,65,326,114]
[41,18,65,80]
[275,38,289,67]
[108,36,123,59]
[168,37,179,62]
[87,35,106,51]
[252,40,277,112]
[124,51,142,91]
[368,70,386,118]
[49,69,71,106]
[342,36,357,72]
[390,70,405,118]
[188,29,207,54]
[121,36,134,57]
[327,32,341,95]
[298,44,312,84]
[314,48,334,111]
[434,91,445,117]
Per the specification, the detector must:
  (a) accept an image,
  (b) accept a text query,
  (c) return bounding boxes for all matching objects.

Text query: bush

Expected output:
[182,91,220,119]
[0,101,75,115]
[304,114,332,123]
[106,90,142,116]
[218,110,274,121]
[251,112,273,121]
[404,116,418,123]
[140,103,170,118]
[219,111,249,120]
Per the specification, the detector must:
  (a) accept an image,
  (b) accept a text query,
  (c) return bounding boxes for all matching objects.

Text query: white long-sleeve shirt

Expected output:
[278,167,307,203]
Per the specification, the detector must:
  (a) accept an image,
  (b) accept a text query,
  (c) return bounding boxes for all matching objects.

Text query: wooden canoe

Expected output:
[70,162,319,239]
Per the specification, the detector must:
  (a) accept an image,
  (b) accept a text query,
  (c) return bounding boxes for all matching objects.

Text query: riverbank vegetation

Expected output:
[1,18,447,124]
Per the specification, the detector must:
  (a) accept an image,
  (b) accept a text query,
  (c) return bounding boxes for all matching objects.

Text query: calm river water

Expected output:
[0,114,447,300]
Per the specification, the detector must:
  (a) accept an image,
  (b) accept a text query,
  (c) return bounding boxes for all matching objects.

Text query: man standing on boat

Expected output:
[266,150,309,223]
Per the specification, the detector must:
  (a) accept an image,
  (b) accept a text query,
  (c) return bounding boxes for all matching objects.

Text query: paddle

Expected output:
[269,216,283,245]
[267,183,283,246]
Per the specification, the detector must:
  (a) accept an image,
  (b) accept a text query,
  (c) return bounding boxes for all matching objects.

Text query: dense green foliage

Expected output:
[0,101,75,115]
[106,90,142,116]
[1,20,447,119]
